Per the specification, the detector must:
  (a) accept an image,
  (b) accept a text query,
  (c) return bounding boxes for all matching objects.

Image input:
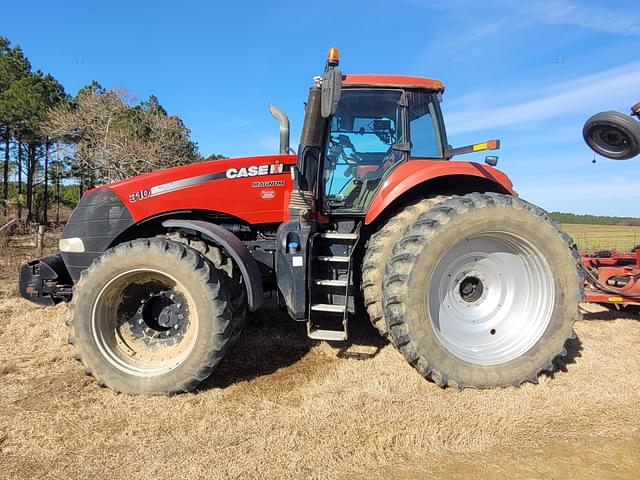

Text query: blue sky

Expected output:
[4,0,640,215]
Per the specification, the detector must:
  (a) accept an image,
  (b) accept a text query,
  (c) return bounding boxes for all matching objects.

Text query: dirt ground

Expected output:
[0,283,639,479]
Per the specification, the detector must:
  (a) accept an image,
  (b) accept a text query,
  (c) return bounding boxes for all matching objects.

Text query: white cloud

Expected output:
[517,0,640,36]
[413,0,640,53]
[430,19,513,53]
[445,61,640,135]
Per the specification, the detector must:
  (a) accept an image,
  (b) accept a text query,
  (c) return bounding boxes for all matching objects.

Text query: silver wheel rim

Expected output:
[427,232,554,365]
[91,268,199,377]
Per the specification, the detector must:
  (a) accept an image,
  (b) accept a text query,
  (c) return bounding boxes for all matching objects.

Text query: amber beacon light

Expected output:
[327,47,340,66]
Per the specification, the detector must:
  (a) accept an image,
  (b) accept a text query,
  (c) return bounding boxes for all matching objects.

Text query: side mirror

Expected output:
[321,66,342,118]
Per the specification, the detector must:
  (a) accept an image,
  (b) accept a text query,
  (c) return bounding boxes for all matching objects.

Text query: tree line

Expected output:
[0,36,223,225]
[549,212,640,226]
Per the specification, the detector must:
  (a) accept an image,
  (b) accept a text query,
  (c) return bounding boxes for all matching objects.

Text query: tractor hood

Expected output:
[59,153,296,282]
[91,153,297,224]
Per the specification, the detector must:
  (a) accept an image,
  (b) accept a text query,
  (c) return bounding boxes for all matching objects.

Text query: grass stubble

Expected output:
[0,285,638,479]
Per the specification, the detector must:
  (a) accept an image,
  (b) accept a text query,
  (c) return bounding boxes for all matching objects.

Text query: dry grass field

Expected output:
[563,223,640,251]
[1,283,639,479]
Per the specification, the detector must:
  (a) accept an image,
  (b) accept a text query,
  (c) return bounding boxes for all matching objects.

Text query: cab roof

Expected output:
[342,74,444,91]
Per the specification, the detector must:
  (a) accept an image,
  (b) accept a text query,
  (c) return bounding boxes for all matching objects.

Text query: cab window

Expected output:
[324,89,404,211]
[407,90,443,158]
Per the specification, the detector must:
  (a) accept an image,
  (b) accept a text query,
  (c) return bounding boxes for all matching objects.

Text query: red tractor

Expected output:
[19,49,582,394]
[581,102,640,308]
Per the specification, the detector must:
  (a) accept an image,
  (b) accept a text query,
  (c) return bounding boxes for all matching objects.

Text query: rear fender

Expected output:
[162,219,264,311]
[365,160,515,224]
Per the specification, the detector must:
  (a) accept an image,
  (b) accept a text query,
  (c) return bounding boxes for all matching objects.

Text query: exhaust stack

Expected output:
[268,104,290,154]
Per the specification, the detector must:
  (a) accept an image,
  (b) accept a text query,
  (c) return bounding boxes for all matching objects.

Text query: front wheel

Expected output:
[383,193,583,388]
[68,238,234,394]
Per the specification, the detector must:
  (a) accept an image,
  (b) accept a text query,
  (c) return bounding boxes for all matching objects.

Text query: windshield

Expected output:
[323,89,404,210]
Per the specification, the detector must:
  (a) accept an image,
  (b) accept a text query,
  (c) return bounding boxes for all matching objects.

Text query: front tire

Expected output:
[164,232,248,349]
[68,238,234,395]
[383,193,583,388]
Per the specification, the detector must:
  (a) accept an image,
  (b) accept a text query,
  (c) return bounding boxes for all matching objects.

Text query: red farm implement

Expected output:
[581,101,640,309]
[581,249,640,307]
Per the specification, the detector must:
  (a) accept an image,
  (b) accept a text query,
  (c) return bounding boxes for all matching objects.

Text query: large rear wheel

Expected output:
[68,238,234,394]
[383,193,583,388]
[362,196,445,339]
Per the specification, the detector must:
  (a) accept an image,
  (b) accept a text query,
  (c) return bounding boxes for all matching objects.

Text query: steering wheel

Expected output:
[330,135,362,165]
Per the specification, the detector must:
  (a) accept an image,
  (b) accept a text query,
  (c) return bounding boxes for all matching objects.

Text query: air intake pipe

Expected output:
[268,104,290,154]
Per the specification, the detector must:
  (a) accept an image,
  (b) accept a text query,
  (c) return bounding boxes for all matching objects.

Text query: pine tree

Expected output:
[0,71,65,221]
[0,36,31,216]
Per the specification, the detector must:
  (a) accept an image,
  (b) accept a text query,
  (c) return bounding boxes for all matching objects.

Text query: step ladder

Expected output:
[307,230,359,341]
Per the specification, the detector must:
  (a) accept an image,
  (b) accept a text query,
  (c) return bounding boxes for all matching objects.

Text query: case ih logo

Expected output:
[127,164,289,203]
[225,164,284,179]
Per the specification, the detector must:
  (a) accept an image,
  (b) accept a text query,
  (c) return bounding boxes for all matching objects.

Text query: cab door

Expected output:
[321,88,406,214]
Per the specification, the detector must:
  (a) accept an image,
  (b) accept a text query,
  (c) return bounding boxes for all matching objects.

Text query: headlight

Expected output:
[59,237,85,253]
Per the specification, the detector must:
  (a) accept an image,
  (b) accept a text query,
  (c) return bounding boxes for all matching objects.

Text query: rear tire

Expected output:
[68,238,234,395]
[383,193,583,388]
[362,196,445,339]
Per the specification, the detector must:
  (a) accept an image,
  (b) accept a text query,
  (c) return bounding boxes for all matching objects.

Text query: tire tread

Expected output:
[383,193,583,388]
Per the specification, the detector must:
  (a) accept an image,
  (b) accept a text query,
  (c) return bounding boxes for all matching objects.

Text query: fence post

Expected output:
[37,225,45,256]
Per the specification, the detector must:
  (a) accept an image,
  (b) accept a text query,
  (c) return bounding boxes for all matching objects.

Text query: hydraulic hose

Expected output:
[580,263,640,299]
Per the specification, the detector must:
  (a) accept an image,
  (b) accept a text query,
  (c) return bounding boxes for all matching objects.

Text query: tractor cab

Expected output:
[321,79,445,213]
[294,49,449,217]
[276,49,459,339]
